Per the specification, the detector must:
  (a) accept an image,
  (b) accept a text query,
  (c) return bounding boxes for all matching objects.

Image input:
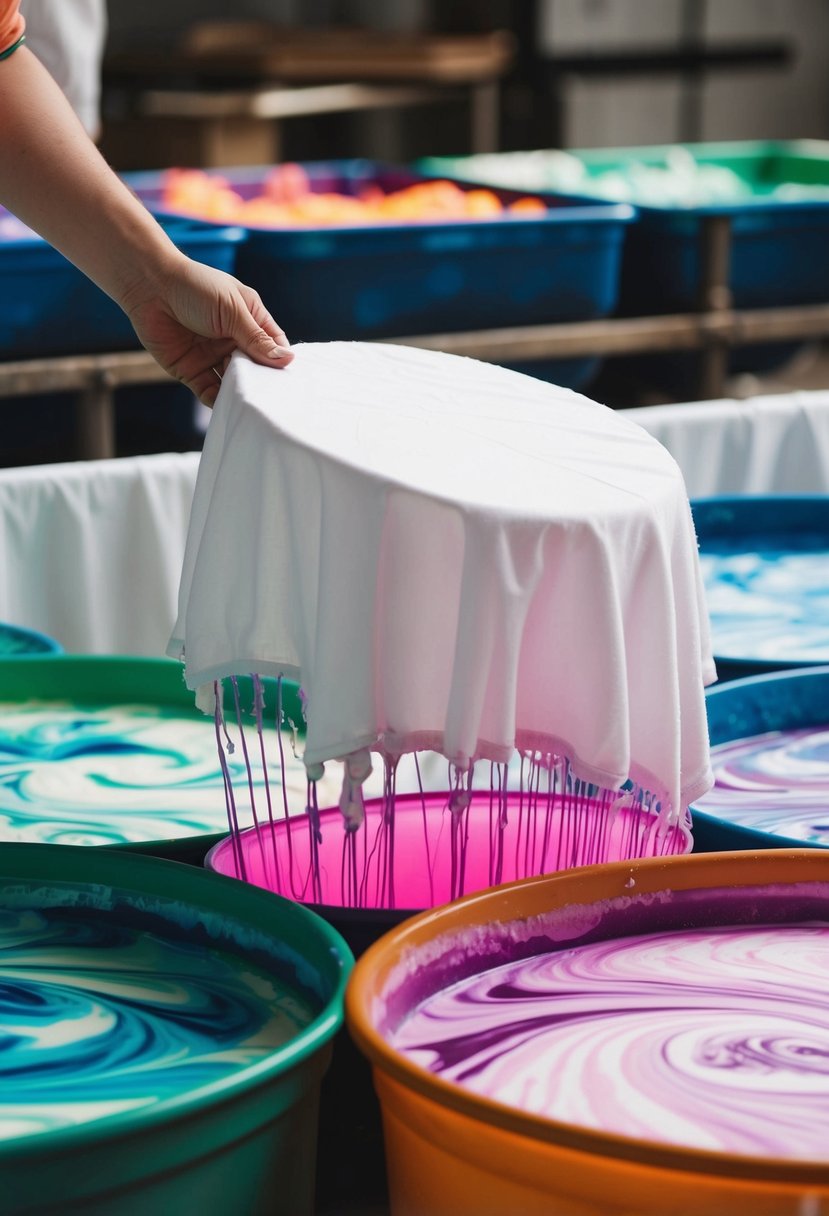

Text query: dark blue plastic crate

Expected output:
[427,142,829,313]
[0,214,245,360]
[129,160,633,390]
[587,142,829,381]
[428,141,829,381]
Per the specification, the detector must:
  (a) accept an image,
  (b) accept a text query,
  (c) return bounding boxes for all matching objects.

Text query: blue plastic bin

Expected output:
[564,142,829,323]
[692,665,829,853]
[425,142,829,312]
[426,141,829,379]
[0,621,62,656]
[129,160,633,390]
[0,213,245,360]
[692,495,829,683]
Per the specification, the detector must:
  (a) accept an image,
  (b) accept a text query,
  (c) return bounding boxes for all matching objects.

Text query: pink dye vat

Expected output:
[207,790,690,911]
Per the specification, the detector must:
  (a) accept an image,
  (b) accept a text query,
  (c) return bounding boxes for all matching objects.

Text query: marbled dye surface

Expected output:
[696,724,829,844]
[0,904,314,1141]
[0,701,341,846]
[699,540,829,664]
[394,923,829,1160]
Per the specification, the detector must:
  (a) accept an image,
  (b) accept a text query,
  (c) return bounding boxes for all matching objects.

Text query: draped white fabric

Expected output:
[0,452,199,655]
[169,343,715,818]
[2,388,828,667]
[625,390,829,499]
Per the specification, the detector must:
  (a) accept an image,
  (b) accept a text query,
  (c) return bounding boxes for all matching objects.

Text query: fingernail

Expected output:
[268,343,292,360]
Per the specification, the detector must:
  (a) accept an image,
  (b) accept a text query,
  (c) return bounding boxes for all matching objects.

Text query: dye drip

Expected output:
[392,922,829,1161]
[696,723,829,845]
[210,675,690,911]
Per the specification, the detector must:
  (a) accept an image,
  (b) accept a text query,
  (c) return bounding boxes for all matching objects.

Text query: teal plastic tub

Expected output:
[0,656,306,863]
[0,621,62,656]
[0,843,353,1216]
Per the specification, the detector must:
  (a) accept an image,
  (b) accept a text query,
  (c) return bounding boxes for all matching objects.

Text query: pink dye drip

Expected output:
[210,676,689,911]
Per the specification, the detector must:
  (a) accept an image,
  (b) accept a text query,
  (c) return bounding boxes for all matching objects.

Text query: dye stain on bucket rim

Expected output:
[347,850,829,1216]
[0,843,352,1216]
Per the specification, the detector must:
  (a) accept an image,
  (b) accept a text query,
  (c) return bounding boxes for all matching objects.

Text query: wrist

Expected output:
[115,231,188,319]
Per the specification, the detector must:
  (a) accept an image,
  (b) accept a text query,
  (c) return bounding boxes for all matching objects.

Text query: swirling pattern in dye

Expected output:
[0,905,314,1141]
[0,702,340,846]
[696,725,829,844]
[394,923,829,1159]
[699,542,829,663]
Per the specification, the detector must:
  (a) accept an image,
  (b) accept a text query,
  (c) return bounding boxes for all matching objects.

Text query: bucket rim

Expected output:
[346,847,829,1184]
[0,842,353,1159]
[694,664,829,848]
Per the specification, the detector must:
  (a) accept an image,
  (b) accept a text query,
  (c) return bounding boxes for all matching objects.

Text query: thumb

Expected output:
[230,299,293,366]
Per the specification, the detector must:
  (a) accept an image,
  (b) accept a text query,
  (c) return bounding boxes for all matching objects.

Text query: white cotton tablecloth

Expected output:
[626,390,829,499]
[0,452,199,655]
[168,343,715,818]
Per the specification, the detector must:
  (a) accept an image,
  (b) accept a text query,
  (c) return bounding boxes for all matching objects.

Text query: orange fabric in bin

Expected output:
[161,165,548,228]
[0,0,24,55]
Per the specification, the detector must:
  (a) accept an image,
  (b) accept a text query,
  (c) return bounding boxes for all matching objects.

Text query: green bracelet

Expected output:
[0,33,26,61]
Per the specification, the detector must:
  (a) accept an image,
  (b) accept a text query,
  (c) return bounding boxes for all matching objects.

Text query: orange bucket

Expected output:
[347,850,829,1215]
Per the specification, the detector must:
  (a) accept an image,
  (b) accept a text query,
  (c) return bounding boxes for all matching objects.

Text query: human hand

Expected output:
[124,254,293,406]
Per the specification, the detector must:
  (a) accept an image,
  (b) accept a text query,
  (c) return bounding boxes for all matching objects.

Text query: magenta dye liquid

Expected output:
[208,788,689,911]
[208,675,690,912]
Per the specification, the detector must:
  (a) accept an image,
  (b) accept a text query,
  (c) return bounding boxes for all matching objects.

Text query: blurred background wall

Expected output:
[102,0,829,162]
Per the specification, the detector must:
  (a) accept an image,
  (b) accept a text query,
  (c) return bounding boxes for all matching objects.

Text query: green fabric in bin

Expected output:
[424,140,829,379]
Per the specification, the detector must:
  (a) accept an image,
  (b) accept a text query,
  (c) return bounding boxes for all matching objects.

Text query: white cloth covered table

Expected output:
[169,343,714,821]
[626,390,829,499]
[0,452,198,655]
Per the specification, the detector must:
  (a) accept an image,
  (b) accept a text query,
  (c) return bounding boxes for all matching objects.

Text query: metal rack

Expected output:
[3,216,829,462]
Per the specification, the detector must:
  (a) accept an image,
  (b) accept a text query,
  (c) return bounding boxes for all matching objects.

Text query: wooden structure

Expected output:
[3,216,829,461]
[103,28,512,167]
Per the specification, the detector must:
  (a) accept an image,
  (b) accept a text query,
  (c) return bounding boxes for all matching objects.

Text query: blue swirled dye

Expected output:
[0,905,314,1141]
[699,536,829,664]
[0,701,340,846]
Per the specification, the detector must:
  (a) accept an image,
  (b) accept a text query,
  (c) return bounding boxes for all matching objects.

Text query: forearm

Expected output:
[0,45,186,309]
